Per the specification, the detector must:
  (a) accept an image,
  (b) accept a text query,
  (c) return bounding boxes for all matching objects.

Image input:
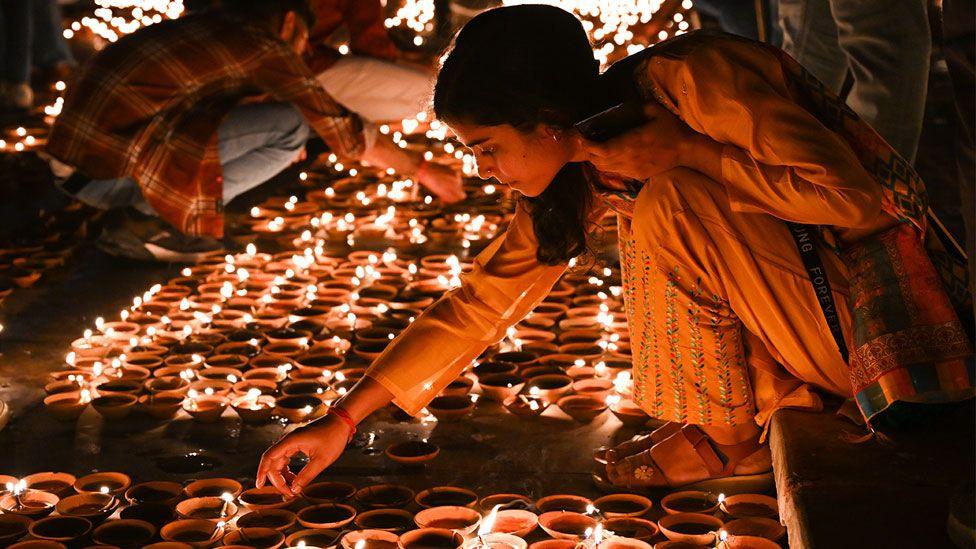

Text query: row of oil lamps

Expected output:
[0,469,783,548]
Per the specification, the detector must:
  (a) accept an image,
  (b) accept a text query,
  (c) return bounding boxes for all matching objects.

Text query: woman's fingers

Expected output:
[267,468,291,497]
[256,443,293,492]
[290,454,334,496]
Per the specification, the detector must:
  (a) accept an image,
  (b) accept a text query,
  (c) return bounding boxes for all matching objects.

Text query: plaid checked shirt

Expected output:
[306,0,400,74]
[46,12,365,237]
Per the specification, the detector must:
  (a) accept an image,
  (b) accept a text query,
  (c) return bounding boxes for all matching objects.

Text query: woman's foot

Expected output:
[601,424,771,490]
[592,422,683,465]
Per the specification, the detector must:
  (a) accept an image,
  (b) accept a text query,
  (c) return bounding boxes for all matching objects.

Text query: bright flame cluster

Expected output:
[502,0,695,65]
[64,0,184,43]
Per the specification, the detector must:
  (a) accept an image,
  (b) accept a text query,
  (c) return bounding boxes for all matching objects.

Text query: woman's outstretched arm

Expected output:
[257,201,588,495]
[256,376,393,496]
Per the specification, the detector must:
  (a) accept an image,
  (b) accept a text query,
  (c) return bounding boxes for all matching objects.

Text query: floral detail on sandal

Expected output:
[633,465,655,481]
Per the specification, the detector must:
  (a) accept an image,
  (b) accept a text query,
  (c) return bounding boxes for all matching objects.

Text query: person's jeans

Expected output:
[0,0,32,84]
[73,101,310,215]
[317,56,434,122]
[32,0,74,69]
[778,0,930,162]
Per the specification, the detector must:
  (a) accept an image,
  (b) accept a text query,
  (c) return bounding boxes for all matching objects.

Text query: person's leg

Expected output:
[317,56,433,122]
[624,168,850,439]
[828,0,930,162]
[777,0,849,92]
[30,0,75,70]
[1,0,33,108]
[216,101,310,205]
[65,176,146,211]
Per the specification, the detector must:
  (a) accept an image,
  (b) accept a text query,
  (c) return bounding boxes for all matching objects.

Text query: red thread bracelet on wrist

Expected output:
[329,405,357,442]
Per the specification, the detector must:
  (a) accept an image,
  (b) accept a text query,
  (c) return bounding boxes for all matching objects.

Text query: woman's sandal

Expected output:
[592,421,683,465]
[592,424,774,494]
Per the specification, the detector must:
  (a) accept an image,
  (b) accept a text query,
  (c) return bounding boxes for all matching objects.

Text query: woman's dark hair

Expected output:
[433,5,607,265]
[223,0,316,31]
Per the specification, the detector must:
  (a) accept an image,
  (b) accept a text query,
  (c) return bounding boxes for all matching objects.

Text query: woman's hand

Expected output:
[417,162,466,203]
[580,102,711,180]
[256,415,351,497]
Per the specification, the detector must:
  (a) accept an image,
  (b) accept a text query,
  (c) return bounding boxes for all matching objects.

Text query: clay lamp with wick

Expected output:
[398,528,464,549]
[477,373,525,402]
[125,481,184,506]
[602,517,659,543]
[571,378,614,400]
[414,506,482,535]
[716,534,780,549]
[589,536,653,549]
[720,518,785,542]
[355,508,415,533]
[7,539,70,549]
[660,492,720,516]
[236,508,298,531]
[274,394,326,423]
[175,493,238,521]
[184,478,242,499]
[607,397,650,427]
[537,512,597,541]
[297,503,358,529]
[424,395,475,422]
[657,513,724,546]
[535,496,593,515]
[0,481,58,519]
[301,481,357,504]
[522,375,572,403]
[592,494,653,518]
[91,392,138,420]
[43,390,91,421]
[502,386,550,418]
[354,484,415,510]
[232,388,276,423]
[139,390,185,420]
[0,513,32,546]
[91,519,157,547]
[222,526,287,548]
[555,395,608,423]
[526,541,576,549]
[160,518,228,548]
[718,494,777,520]
[486,509,538,539]
[119,503,175,528]
[181,389,229,423]
[385,440,440,466]
[285,527,343,548]
[477,494,531,513]
[460,505,528,549]
[439,376,474,397]
[55,489,118,524]
[22,473,75,498]
[239,487,297,511]
[473,361,519,379]
[342,529,400,549]
[26,516,92,545]
[415,487,478,509]
[74,473,131,496]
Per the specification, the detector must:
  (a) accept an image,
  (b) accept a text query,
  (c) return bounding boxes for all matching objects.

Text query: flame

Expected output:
[478,504,501,536]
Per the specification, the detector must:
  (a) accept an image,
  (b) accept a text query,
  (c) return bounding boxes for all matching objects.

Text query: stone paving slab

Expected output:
[769,401,975,549]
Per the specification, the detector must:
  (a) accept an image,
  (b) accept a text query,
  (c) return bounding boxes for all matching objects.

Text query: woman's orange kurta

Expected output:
[364,33,970,428]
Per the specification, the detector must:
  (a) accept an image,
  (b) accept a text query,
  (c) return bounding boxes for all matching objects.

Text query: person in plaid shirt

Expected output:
[45,0,462,261]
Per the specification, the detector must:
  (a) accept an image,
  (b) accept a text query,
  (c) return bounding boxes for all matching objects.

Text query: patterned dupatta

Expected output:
[595,35,974,422]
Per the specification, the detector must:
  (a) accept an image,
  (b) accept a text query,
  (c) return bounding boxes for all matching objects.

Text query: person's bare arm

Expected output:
[256,376,393,496]
[361,136,466,203]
